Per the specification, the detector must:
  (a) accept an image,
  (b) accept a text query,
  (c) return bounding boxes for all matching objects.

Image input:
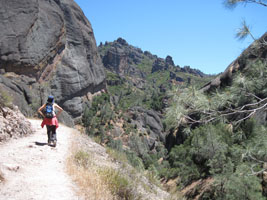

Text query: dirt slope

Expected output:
[0,119,81,200]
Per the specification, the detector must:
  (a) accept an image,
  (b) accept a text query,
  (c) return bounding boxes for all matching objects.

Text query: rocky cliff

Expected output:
[91,38,213,165]
[0,0,106,125]
[99,37,207,83]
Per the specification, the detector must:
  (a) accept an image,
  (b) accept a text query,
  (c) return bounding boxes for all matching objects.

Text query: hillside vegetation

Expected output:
[82,34,267,199]
[81,37,214,197]
[165,33,267,199]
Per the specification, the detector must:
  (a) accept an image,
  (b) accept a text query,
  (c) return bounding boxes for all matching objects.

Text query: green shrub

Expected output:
[168,144,200,184]
[107,139,123,152]
[142,153,155,169]
[164,59,267,198]
[125,151,144,170]
[82,107,94,127]
[128,135,148,157]
[212,164,264,200]
[150,92,164,111]
[99,168,134,200]
[190,123,230,167]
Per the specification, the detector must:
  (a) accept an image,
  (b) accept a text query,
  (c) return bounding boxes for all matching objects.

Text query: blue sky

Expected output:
[74,0,266,74]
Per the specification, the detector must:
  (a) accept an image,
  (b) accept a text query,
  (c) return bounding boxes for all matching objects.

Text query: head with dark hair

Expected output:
[47,95,54,103]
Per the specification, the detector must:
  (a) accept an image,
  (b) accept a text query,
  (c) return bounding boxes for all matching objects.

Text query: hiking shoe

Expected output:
[51,141,57,147]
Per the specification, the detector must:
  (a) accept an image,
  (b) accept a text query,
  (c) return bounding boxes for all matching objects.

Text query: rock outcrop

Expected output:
[129,106,165,150]
[0,0,106,124]
[151,58,169,73]
[100,38,145,78]
[99,37,209,155]
[151,56,175,73]
[0,105,33,143]
[169,71,184,82]
[180,66,206,77]
[99,38,207,81]
[202,32,267,92]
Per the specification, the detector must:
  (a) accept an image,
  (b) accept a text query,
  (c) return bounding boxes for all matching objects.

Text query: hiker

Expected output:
[38,95,63,147]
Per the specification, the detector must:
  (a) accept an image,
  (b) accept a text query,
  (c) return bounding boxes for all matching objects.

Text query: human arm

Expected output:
[54,103,63,117]
[38,104,46,118]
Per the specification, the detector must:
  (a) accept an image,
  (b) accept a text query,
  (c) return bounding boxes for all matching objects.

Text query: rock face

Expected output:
[151,56,175,73]
[165,55,174,66]
[101,38,145,78]
[129,106,165,150]
[0,0,106,124]
[151,58,169,73]
[202,32,267,92]
[100,38,207,79]
[99,37,209,154]
[180,66,206,77]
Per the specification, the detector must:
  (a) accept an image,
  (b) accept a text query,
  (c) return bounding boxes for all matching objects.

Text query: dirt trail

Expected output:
[0,119,81,200]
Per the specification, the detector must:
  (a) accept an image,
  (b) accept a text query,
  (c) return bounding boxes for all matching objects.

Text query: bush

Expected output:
[82,93,110,128]
[190,124,230,171]
[164,59,267,198]
[82,107,94,127]
[168,144,200,184]
[150,92,164,111]
[125,151,144,170]
[128,135,148,157]
[212,164,264,200]
[99,168,134,200]
[168,123,234,184]
[107,139,123,152]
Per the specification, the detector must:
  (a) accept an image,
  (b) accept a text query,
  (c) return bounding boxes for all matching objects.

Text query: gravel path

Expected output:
[0,119,81,200]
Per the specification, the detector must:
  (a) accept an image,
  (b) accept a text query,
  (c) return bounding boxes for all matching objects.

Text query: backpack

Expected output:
[45,103,54,118]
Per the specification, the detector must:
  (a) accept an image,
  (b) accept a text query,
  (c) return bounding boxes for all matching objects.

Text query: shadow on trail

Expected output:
[35,142,48,146]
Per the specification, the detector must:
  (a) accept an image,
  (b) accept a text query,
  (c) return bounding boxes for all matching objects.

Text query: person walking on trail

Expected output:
[38,95,63,147]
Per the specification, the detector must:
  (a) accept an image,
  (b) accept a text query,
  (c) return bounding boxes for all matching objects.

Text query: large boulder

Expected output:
[0,0,106,125]
[129,106,166,150]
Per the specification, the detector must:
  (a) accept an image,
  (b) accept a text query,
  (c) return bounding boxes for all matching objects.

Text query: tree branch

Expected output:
[249,0,267,7]
[181,95,267,126]
[249,165,266,176]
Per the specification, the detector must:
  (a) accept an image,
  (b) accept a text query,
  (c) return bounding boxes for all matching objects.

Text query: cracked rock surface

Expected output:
[0,0,106,124]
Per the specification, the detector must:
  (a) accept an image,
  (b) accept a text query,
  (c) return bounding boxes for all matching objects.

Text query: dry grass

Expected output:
[66,135,114,200]
[66,130,169,200]
[67,138,137,200]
